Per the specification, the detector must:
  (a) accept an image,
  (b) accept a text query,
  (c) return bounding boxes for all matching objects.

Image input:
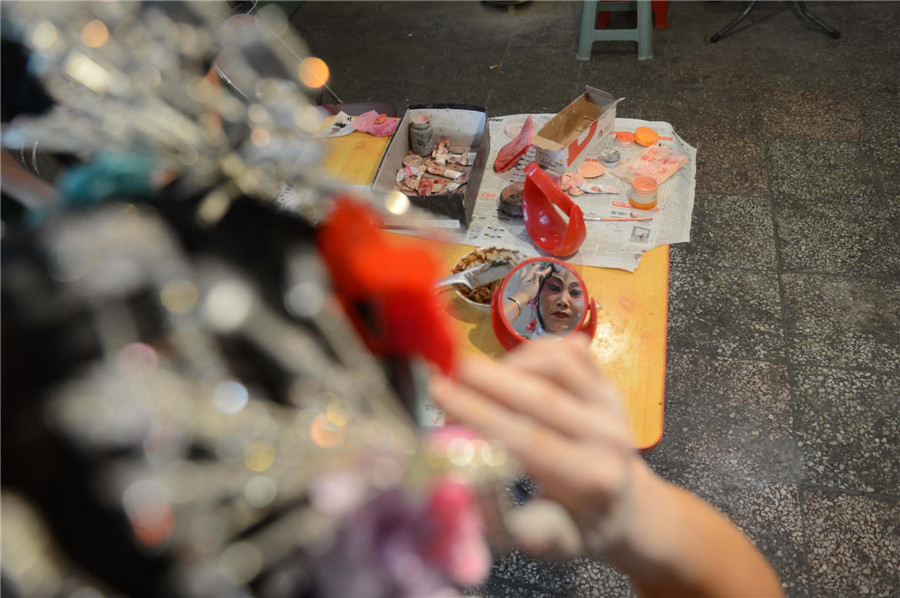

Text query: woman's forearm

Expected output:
[503,292,532,325]
[608,465,784,598]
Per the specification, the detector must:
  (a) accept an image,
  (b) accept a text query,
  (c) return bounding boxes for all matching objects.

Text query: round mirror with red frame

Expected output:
[490,257,597,350]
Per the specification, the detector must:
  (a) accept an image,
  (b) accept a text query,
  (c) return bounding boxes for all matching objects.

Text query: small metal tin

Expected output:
[499,182,525,217]
[599,149,621,166]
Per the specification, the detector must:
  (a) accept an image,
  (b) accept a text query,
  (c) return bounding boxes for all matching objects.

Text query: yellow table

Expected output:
[320,131,667,451]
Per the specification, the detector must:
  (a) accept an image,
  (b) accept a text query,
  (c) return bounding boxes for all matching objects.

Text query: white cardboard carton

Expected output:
[532,87,621,174]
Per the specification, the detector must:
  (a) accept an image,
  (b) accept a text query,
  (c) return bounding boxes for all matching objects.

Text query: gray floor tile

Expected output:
[655,23,761,89]
[802,488,900,597]
[669,86,761,140]
[481,0,582,47]
[471,578,560,598]
[700,1,795,43]
[654,352,798,483]
[721,4,856,93]
[761,89,865,142]
[489,549,575,595]
[781,273,900,374]
[490,44,582,116]
[693,134,769,196]
[662,88,766,194]
[668,267,786,362]
[857,90,900,142]
[813,0,900,45]
[708,2,841,50]
[607,85,673,124]
[570,557,634,598]
[774,198,900,280]
[485,550,635,598]
[670,194,777,271]
[869,138,900,190]
[666,47,760,90]
[579,61,673,110]
[754,46,855,93]
[766,140,880,207]
[839,41,900,95]
[793,367,900,495]
[857,91,900,181]
[653,1,710,48]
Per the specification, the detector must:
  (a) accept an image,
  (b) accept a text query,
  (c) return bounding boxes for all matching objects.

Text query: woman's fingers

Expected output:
[523,264,540,282]
[506,498,584,560]
[503,336,629,422]
[454,352,631,448]
[432,371,592,502]
[431,371,536,455]
[504,334,595,379]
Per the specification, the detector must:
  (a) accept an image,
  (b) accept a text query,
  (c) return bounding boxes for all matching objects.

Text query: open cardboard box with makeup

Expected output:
[532,86,621,175]
[371,104,489,230]
[531,85,621,174]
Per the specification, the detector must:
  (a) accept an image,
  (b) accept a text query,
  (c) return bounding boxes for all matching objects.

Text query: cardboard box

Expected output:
[532,87,621,174]
[372,104,488,229]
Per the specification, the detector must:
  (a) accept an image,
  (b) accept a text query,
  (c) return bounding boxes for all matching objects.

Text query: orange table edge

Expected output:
[320,130,666,451]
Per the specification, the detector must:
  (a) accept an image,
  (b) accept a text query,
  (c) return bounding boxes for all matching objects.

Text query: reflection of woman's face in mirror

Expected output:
[538,267,584,334]
[501,261,586,340]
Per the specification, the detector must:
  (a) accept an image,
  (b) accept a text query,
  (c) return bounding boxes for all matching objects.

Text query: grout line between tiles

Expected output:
[762,124,818,598]
[797,482,900,503]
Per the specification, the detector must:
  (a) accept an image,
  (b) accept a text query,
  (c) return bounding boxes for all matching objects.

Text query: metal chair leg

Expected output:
[637,0,653,60]
[794,1,841,39]
[710,0,758,43]
[577,0,599,61]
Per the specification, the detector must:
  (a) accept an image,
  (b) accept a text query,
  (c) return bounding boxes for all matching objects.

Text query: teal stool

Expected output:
[577,0,653,61]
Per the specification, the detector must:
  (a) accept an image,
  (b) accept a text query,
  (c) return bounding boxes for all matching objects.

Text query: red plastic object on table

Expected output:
[317,197,457,375]
[494,114,534,173]
[521,162,587,257]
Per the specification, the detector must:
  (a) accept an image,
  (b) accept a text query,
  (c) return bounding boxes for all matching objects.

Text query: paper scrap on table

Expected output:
[313,111,357,138]
[579,180,619,194]
[352,110,400,137]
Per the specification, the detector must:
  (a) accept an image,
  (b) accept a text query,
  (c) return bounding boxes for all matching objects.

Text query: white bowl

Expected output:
[450,247,527,312]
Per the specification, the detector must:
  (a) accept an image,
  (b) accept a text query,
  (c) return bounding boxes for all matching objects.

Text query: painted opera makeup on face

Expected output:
[539,272,585,334]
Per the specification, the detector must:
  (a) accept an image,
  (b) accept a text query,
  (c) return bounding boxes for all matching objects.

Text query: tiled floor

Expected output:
[292,2,900,596]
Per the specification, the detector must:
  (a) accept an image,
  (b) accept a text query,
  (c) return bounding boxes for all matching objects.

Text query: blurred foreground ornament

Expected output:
[317,197,457,376]
[1,4,519,597]
[3,200,514,597]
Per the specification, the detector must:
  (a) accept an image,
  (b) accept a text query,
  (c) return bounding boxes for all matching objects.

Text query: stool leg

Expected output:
[577,0,599,61]
[637,0,653,60]
[710,0,757,43]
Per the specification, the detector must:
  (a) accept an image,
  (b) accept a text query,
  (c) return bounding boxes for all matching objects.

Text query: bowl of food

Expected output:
[450,247,526,311]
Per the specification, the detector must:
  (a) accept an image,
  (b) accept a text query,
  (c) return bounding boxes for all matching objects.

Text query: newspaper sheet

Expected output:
[392,114,696,272]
